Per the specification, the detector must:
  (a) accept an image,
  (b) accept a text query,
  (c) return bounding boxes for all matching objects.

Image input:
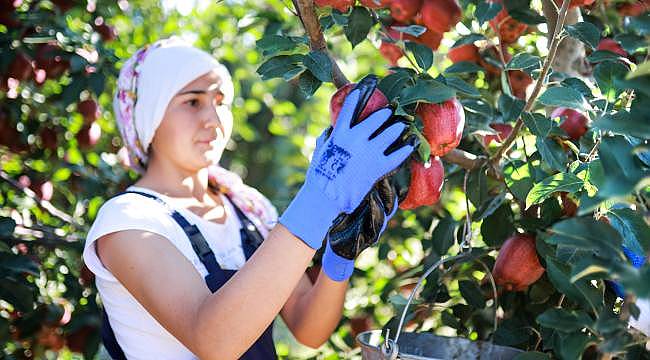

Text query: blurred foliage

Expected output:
[0,0,649,359]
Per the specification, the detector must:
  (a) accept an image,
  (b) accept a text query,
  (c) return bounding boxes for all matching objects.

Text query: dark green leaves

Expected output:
[565,22,601,49]
[256,54,304,80]
[303,50,332,82]
[538,86,589,111]
[459,280,486,309]
[445,61,484,74]
[597,135,647,198]
[593,61,629,101]
[446,76,480,97]
[537,308,593,332]
[297,71,321,98]
[593,111,650,138]
[256,34,308,56]
[378,71,412,101]
[546,217,623,254]
[526,173,584,208]
[499,94,525,122]
[345,7,373,48]
[505,53,541,74]
[475,0,502,25]
[399,78,456,105]
[0,217,15,237]
[406,41,433,71]
[607,207,650,254]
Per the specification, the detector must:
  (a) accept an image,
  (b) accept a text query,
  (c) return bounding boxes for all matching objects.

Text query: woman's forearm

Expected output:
[289,271,349,348]
[192,224,315,359]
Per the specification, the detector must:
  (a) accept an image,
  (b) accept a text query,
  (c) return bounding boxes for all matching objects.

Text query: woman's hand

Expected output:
[279,75,415,250]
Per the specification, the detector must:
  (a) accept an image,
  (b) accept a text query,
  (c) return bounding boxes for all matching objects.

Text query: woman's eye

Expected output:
[187,99,200,107]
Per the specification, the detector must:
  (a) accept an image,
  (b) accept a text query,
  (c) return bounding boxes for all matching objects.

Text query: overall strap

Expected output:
[118,190,222,274]
[223,194,265,251]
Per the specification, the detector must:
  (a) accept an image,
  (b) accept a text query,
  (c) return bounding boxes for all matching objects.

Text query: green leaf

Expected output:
[522,112,552,137]
[445,61,484,74]
[0,217,16,237]
[547,217,623,254]
[0,253,40,276]
[399,79,456,106]
[536,138,568,172]
[607,207,650,254]
[344,6,373,48]
[378,71,412,102]
[537,308,593,332]
[586,50,626,64]
[545,257,604,312]
[256,54,303,80]
[303,50,332,82]
[297,71,322,98]
[459,280,486,309]
[627,12,650,35]
[256,34,307,56]
[499,94,525,122]
[452,33,486,48]
[0,279,35,312]
[526,173,583,208]
[504,160,534,201]
[507,8,546,25]
[615,33,647,54]
[473,194,506,221]
[88,72,106,97]
[561,77,594,99]
[565,22,601,49]
[430,216,457,256]
[560,333,595,360]
[392,24,427,37]
[480,203,514,246]
[445,76,480,97]
[505,53,541,72]
[593,60,629,101]
[593,111,650,138]
[406,41,433,71]
[597,135,648,198]
[538,86,589,111]
[475,0,502,25]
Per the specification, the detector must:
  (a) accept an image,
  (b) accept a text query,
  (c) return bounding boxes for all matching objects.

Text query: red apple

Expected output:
[483,122,513,146]
[77,99,100,123]
[405,28,443,50]
[489,3,528,44]
[508,70,533,100]
[390,0,422,22]
[596,38,628,57]
[7,51,33,81]
[448,43,480,63]
[329,83,389,125]
[360,0,392,8]
[492,234,545,291]
[417,97,465,156]
[551,107,589,140]
[76,121,101,149]
[399,157,445,209]
[419,0,462,34]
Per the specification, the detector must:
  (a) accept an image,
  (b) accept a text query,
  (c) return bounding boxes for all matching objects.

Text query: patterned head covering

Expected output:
[113,37,233,173]
[113,38,277,236]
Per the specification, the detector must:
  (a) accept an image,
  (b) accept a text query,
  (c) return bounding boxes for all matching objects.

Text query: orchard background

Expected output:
[1,0,649,358]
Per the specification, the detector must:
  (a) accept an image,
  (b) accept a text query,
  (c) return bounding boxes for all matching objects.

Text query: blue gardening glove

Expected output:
[322,191,399,281]
[279,76,415,249]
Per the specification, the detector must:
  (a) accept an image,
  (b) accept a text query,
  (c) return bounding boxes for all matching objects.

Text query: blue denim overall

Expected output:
[100,190,277,359]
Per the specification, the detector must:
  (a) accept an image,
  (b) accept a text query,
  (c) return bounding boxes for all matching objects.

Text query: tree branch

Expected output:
[0,170,78,226]
[293,0,349,88]
[490,0,572,166]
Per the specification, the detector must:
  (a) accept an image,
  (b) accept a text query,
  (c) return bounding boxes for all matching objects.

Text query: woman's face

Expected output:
[150,69,233,172]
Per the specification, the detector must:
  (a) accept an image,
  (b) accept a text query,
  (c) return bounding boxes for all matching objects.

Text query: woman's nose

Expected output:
[204,104,222,129]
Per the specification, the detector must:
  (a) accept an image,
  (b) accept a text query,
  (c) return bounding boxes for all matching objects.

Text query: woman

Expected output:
[82,37,414,359]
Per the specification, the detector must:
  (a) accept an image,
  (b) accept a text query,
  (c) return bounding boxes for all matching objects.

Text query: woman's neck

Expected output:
[134,160,213,202]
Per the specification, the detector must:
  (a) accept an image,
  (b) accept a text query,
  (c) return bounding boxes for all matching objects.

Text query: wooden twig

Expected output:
[0,170,77,225]
[490,0,572,167]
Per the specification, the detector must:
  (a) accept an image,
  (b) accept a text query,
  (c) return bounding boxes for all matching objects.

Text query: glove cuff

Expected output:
[322,240,355,281]
[279,183,342,249]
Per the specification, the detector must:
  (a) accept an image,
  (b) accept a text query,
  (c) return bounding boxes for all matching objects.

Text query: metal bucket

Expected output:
[356,253,523,360]
[357,330,523,360]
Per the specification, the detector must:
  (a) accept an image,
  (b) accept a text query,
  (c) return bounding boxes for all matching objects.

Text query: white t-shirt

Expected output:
[83,186,245,360]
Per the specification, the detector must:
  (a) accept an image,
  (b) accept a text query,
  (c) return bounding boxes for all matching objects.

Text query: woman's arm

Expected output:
[97,223,314,360]
[280,271,348,348]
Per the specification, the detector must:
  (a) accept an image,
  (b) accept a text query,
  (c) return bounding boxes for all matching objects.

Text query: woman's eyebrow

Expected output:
[177,82,222,96]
